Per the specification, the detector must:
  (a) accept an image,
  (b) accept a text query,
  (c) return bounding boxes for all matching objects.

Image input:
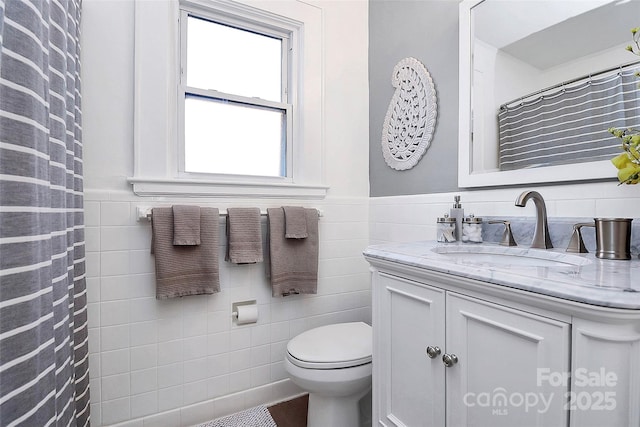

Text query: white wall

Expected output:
[81,1,370,426]
[472,40,542,172]
[370,182,640,246]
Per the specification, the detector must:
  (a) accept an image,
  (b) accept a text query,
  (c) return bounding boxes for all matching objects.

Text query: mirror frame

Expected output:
[458,0,617,188]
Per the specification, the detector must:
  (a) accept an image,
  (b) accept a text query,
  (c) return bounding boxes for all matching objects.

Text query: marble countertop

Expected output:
[363,241,640,310]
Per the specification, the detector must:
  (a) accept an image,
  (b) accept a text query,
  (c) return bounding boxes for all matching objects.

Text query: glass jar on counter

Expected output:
[462,214,483,243]
[437,214,457,243]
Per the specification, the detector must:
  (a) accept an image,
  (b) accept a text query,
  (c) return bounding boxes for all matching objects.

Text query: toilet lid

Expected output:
[287,322,372,369]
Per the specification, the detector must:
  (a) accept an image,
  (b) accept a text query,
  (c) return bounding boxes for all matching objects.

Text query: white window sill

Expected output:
[127,177,329,199]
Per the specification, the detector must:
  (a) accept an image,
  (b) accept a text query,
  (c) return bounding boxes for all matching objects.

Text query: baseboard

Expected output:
[104,379,304,427]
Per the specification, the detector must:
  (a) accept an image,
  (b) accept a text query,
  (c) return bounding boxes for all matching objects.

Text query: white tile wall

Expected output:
[80,0,371,421]
[369,182,640,246]
[85,194,371,426]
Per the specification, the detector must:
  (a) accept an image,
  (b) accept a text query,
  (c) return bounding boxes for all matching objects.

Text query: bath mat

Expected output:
[196,405,277,427]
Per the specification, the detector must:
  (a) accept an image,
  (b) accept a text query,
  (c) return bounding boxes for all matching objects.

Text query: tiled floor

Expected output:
[267,394,308,427]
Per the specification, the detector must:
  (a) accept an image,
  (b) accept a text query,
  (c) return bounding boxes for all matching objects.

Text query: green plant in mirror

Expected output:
[609,27,640,185]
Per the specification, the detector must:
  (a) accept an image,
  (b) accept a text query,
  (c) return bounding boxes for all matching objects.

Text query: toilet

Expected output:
[284,322,372,427]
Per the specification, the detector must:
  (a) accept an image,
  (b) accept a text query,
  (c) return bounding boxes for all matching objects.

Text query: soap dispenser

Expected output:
[450,195,464,241]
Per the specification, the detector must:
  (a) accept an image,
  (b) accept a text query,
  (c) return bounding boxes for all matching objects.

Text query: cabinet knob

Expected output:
[426,346,441,359]
[442,353,458,367]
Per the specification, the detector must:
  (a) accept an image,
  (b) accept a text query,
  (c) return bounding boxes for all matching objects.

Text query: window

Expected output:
[179,12,292,178]
[131,0,326,198]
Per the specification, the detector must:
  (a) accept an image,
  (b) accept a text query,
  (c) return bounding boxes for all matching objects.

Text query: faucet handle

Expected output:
[488,220,517,247]
[566,222,595,253]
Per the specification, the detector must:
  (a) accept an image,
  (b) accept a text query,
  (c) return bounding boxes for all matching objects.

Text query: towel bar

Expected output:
[136,206,323,221]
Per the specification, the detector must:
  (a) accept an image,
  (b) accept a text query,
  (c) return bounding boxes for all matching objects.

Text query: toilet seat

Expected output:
[286,322,372,370]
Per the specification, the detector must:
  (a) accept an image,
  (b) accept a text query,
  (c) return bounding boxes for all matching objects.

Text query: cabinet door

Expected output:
[375,273,446,427]
[570,319,640,427]
[446,292,570,427]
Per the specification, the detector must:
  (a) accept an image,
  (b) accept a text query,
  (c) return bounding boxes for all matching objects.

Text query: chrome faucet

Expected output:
[515,191,553,249]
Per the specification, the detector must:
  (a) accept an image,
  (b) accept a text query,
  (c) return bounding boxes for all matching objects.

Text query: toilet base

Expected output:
[307,386,371,427]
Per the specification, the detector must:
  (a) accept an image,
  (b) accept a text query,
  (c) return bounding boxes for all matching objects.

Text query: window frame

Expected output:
[177,8,294,182]
[129,0,327,198]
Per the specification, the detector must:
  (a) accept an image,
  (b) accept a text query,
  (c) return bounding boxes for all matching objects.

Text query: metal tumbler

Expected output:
[594,218,632,260]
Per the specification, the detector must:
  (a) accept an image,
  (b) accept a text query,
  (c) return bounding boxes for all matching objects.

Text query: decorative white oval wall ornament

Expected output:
[381,57,437,170]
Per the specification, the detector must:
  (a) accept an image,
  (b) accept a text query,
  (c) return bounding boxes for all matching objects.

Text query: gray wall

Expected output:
[369,0,460,197]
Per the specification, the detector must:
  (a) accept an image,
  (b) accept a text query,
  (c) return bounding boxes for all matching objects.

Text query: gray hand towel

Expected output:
[173,205,201,245]
[225,207,263,264]
[267,207,318,297]
[283,206,308,239]
[151,207,220,299]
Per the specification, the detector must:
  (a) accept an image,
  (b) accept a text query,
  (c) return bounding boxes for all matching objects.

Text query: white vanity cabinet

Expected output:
[366,241,640,427]
[376,272,446,426]
[570,318,640,427]
[374,272,570,427]
[445,291,570,427]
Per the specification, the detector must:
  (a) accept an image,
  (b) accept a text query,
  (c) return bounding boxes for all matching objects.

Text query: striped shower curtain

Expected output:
[498,67,640,171]
[0,0,90,426]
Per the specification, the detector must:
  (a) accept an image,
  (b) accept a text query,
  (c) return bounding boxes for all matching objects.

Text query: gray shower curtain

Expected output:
[498,67,640,171]
[0,0,90,426]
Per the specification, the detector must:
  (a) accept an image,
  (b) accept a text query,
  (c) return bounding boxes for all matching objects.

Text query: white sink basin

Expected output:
[431,245,591,268]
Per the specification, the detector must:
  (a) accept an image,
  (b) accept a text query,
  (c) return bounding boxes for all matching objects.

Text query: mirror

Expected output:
[458,0,640,188]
